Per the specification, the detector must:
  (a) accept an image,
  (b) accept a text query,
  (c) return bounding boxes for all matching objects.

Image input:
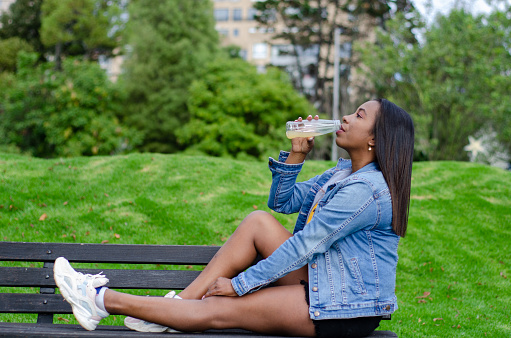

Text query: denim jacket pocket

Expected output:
[349,258,368,295]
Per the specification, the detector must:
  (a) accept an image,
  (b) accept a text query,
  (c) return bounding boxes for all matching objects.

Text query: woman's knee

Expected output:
[238,211,290,239]
[247,210,272,221]
[237,211,272,231]
[238,211,291,254]
[244,210,282,226]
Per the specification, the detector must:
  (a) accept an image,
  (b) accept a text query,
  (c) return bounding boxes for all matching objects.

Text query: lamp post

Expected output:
[331,27,341,161]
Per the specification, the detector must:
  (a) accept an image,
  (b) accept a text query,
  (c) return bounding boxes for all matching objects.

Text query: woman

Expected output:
[54,98,414,337]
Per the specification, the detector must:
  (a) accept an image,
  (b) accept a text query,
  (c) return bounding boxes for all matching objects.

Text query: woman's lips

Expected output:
[336,125,345,135]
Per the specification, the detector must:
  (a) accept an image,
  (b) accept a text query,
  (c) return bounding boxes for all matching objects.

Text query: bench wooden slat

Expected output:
[0,242,219,265]
[0,322,397,337]
[0,322,271,337]
[0,267,200,289]
[0,293,71,313]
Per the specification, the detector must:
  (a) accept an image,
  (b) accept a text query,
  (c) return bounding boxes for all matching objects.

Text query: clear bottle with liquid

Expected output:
[286,119,341,139]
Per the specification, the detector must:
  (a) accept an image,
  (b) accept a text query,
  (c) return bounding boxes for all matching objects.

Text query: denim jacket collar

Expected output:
[338,158,380,175]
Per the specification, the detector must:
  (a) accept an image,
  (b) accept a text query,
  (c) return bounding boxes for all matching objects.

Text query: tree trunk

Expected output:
[54,42,62,71]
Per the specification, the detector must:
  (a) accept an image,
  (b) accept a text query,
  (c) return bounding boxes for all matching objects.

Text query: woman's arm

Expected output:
[266,152,323,214]
[267,115,321,214]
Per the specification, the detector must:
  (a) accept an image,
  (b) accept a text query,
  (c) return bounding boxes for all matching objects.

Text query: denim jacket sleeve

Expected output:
[231,179,378,296]
[266,151,323,214]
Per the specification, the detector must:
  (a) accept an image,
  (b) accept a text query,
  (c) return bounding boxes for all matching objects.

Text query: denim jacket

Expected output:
[231,151,399,320]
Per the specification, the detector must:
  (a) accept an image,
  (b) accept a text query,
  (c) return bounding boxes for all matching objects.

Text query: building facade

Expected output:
[213,0,323,94]
[213,0,275,71]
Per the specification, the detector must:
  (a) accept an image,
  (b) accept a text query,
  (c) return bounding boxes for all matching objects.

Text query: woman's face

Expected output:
[335,100,379,151]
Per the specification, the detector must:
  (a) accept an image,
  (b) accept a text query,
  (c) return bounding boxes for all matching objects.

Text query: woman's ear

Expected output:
[368,138,375,147]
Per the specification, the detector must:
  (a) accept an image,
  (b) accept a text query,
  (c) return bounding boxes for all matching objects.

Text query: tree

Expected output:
[252,0,420,160]
[0,37,34,72]
[176,57,315,160]
[120,0,219,153]
[0,52,141,157]
[252,0,419,112]
[40,0,124,70]
[358,8,511,160]
[0,0,46,59]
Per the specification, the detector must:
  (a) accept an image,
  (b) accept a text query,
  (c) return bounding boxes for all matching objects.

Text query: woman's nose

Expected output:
[342,116,348,124]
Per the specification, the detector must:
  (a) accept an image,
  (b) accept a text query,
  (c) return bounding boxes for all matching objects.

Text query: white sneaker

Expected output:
[124,291,181,333]
[54,257,110,331]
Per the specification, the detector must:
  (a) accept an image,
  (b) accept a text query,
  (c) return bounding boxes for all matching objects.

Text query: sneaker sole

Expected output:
[124,319,170,333]
[124,291,179,332]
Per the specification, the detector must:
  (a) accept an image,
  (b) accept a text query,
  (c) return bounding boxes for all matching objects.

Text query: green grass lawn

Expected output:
[1,152,510,337]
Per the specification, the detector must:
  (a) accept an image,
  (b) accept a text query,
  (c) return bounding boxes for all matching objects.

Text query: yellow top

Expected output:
[306,204,318,224]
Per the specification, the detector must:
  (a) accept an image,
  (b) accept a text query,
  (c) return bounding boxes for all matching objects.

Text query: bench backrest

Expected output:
[0,242,220,324]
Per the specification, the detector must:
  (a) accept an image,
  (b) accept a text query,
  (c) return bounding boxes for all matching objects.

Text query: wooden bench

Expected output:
[0,241,397,337]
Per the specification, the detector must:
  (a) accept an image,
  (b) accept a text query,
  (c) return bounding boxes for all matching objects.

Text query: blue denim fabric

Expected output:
[231,151,399,320]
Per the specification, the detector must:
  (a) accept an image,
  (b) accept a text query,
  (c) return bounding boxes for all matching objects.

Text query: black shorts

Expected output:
[301,281,382,338]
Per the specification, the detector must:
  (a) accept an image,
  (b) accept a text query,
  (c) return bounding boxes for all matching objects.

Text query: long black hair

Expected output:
[373,98,414,237]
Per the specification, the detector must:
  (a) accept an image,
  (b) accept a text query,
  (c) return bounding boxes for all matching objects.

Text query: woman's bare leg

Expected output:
[106,284,315,336]
[179,210,308,300]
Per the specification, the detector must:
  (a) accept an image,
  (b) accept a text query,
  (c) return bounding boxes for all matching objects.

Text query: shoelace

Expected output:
[82,272,106,279]
[77,272,108,288]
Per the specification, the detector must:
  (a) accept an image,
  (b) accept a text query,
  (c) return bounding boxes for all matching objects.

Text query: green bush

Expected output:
[177,57,315,160]
[0,52,141,157]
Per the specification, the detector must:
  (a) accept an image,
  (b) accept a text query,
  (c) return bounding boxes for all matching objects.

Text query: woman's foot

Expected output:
[53,257,109,331]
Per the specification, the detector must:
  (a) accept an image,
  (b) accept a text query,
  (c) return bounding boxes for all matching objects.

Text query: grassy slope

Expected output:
[0,153,510,337]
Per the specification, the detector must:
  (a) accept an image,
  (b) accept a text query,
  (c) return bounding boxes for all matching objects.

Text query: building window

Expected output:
[232,8,242,21]
[247,8,258,20]
[271,44,292,57]
[339,42,352,59]
[256,65,266,73]
[252,43,267,59]
[239,49,247,60]
[233,28,239,37]
[248,27,272,34]
[217,29,229,37]
[214,8,229,21]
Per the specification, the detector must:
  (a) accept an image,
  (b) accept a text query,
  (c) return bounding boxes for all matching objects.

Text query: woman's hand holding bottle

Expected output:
[286,115,319,164]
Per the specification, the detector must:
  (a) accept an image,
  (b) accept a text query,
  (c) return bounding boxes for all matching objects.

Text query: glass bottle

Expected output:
[286,119,341,139]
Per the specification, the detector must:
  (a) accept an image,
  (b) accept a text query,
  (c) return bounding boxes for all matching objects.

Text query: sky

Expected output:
[411,0,496,23]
